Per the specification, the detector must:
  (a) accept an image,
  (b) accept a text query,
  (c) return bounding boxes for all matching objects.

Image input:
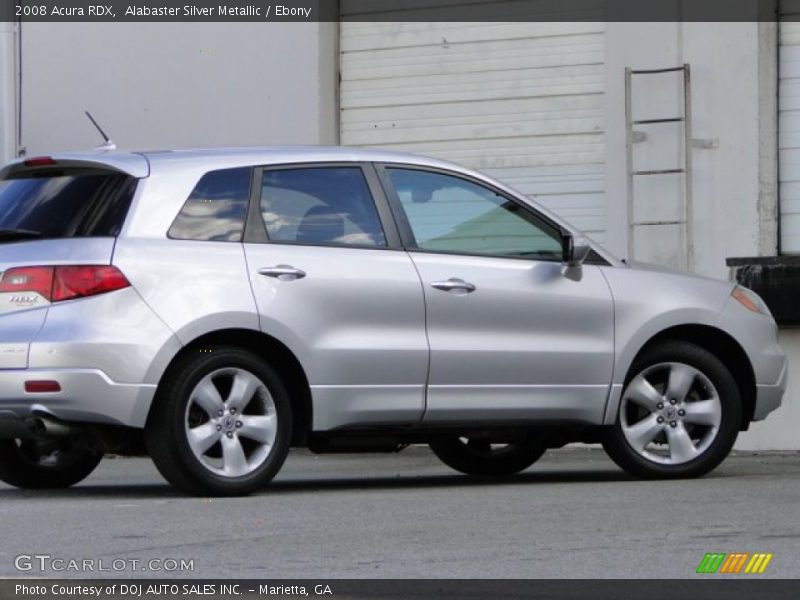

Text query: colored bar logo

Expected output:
[696,552,773,574]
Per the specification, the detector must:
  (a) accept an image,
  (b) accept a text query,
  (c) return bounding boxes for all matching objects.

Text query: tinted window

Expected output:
[169,167,251,242]
[260,167,386,247]
[0,171,136,238]
[387,168,563,259]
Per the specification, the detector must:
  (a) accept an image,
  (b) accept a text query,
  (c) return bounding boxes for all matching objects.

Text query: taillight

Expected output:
[52,266,130,301]
[0,266,54,299]
[0,265,130,302]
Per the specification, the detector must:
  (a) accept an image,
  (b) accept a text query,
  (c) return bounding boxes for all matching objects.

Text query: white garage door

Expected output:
[780,16,800,253]
[339,17,607,242]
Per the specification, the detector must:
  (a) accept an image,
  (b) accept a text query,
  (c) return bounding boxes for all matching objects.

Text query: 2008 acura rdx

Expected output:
[0,147,787,495]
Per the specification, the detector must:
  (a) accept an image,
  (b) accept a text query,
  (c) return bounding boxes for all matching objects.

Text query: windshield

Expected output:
[0,171,137,239]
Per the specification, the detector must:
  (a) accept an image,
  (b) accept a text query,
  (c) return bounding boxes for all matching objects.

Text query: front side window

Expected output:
[260,167,386,247]
[169,167,252,242]
[386,168,563,259]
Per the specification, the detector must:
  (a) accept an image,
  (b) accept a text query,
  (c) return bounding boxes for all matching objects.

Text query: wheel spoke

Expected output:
[187,422,220,456]
[221,435,248,476]
[666,364,695,403]
[682,399,721,427]
[184,366,276,479]
[623,414,663,452]
[237,414,276,445]
[192,379,224,417]
[666,422,699,462]
[625,375,663,412]
[227,371,261,412]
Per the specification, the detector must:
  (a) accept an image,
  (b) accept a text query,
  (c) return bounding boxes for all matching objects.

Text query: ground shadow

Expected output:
[0,467,686,500]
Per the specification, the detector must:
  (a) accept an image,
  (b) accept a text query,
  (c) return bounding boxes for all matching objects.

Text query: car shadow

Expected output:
[0,469,652,499]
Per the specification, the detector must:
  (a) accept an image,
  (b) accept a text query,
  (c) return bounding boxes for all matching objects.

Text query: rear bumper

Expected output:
[753,356,788,421]
[0,368,156,431]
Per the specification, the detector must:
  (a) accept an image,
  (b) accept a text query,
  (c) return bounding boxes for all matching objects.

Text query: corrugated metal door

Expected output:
[780,13,800,253]
[339,17,607,243]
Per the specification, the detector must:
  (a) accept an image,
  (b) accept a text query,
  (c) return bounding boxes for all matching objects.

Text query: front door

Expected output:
[379,165,615,424]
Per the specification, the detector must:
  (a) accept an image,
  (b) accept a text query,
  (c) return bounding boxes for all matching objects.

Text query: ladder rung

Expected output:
[632,168,685,176]
[632,220,687,227]
[633,118,684,125]
[630,66,687,75]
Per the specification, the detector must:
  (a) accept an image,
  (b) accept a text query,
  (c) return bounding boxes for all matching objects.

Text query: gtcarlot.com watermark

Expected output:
[15,554,194,573]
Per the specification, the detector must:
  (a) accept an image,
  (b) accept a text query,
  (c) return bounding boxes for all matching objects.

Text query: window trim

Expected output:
[373,162,581,264]
[242,162,403,251]
[167,166,254,243]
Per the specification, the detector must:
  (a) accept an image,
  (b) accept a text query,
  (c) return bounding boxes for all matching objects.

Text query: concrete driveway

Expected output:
[0,447,797,579]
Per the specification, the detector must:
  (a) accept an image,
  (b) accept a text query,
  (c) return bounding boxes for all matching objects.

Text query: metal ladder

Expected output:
[624,64,693,269]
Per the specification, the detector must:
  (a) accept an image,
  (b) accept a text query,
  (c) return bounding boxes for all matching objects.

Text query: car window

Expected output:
[0,171,136,239]
[260,167,386,247]
[169,167,252,242]
[386,168,563,259]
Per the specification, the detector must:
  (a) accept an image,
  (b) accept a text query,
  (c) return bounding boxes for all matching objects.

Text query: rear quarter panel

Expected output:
[0,238,117,368]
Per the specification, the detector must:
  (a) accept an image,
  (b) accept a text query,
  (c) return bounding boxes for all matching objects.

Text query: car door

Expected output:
[377,165,615,425]
[243,163,429,430]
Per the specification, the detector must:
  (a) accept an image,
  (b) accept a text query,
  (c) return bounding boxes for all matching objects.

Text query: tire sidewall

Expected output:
[430,434,547,476]
[158,347,292,495]
[0,440,103,489]
[606,341,741,478]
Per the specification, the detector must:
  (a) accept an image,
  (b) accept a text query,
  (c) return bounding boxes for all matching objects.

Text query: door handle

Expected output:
[258,265,307,281]
[431,278,476,294]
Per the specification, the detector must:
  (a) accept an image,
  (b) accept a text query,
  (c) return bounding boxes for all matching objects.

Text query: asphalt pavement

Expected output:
[0,447,797,579]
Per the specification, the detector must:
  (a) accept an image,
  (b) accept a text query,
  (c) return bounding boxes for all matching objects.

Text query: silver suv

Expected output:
[0,148,787,495]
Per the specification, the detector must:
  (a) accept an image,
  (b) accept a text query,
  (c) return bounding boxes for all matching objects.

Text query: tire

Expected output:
[430,434,547,476]
[145,346,292,496]
[0,438,102,489]
[602,340,742,479]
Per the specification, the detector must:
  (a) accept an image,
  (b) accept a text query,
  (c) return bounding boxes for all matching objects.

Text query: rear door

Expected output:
[243,163,429,430]
[0,165,137,368]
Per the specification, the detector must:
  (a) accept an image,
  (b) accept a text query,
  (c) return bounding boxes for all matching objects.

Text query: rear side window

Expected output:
[169,167,252,242]
[259,167,386,247]
[0,171,136,238]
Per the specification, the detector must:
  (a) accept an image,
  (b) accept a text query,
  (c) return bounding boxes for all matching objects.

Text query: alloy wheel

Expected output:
[620,362,722,465]
[184,367,277,477]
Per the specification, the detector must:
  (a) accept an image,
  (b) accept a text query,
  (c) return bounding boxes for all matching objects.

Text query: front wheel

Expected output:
[602,340,742,479]
[0,438,103,489]
[430,434,547,476]
[146,347,292,496]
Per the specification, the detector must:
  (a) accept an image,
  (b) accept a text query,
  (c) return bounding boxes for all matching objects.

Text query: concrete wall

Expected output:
[18,22,338,155]
[0,22,16,164]
[605,23,778,279]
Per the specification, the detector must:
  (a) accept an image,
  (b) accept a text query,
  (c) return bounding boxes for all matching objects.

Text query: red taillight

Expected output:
[0,265,130,302]
[0,266,54,299]
[52,266,130,301]
[23,156,57,168]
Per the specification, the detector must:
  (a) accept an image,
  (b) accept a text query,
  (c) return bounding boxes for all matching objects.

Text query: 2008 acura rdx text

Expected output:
[0,147,787,495]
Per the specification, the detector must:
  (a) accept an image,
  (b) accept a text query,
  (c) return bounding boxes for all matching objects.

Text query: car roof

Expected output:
[2,146,476,181]
[137,146,463,171]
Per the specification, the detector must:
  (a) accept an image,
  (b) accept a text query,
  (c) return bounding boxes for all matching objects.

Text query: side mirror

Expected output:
[562,233,591,267]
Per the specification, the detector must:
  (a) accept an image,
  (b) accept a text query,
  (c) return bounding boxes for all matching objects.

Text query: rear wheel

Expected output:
[146,346,292,496]
[602,340,741,479]
[0,437,102,489]
[430,434,546,476]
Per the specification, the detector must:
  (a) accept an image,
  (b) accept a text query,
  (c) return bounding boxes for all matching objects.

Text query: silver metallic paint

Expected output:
[0,147,786,435]
[244,244,429,430]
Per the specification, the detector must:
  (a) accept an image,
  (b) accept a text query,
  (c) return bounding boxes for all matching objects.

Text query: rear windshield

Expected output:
[0,170,137,239]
